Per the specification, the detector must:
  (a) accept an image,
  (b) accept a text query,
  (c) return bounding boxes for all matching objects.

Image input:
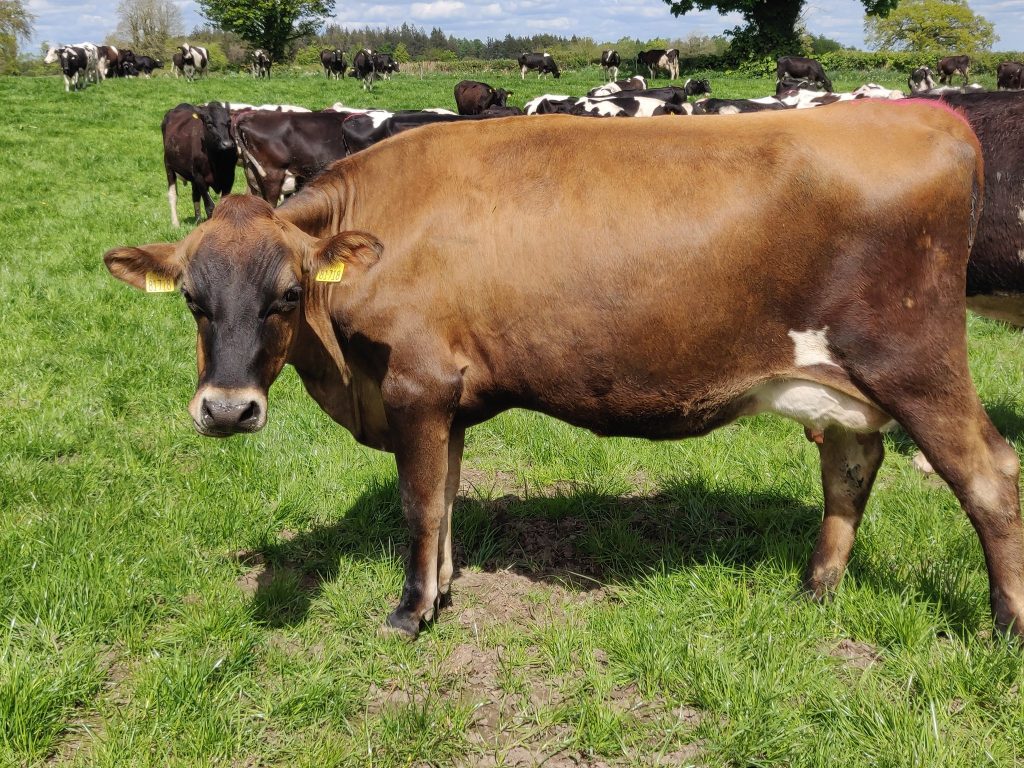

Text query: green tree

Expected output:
[197,0,335,62]
[662,0,899,59]
[0,0,34,68]
[865,0,996,52]
[393,41,410,63]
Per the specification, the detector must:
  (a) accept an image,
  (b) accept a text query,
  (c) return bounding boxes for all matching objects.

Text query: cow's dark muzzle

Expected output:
[190,386,267,436]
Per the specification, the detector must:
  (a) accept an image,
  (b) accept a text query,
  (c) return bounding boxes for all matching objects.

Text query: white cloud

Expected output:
[410,1,467,19]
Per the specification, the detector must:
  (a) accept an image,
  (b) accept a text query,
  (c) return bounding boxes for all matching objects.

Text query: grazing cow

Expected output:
[637,48,679,80]
[938,55,970,85]
[234,110,352,203]
[996,61,1024,91]
[105,102,1024,644]
[161,102,237,227]
[321,48,346,79]
[588,76,646,97]
[776,56,832,91]
[908,66,936,94]
[600,50,620,81]
[251,49,271,78]
[179,43,209,80]
[518,52,560,80]
[682,78,711,98]
[454,80,511,115]
[133,55,162,77]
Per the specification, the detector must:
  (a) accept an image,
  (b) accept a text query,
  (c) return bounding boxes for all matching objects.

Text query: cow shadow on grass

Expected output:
[243,471,989,639]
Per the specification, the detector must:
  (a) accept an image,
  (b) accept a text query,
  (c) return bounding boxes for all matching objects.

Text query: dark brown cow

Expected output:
[997,61,1024,91]
[938,55,970,85]
[162,102,236,227]
[454,80,511,115]
[104,103,1024,642]
[233,110,351,204]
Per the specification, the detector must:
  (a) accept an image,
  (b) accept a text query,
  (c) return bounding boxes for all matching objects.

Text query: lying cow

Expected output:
[637,48,679,80]
[938,54,970,85]
[996,61,1023,91]
[518,52,560,79]
[133,55,162,77]
[777,56,832,92]
[105,102,1024,643]
[908,66,936,94]
[454,80,511,115]
[162,102,236,227]
[696,96,788,114]
[682,78,711,98]
[588,76,646,98]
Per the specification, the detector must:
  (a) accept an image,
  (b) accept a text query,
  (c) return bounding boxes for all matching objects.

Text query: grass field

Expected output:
[1,66,1023,767]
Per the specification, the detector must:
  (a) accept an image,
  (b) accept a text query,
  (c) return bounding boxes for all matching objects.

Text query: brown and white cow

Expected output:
[104,103,1024,641]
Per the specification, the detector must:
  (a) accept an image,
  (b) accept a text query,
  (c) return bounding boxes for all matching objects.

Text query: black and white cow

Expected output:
[937,55,970,85]
[588,76,646,98]
[321,48,346,79]
[133,55,162,77]
[518,52,560,80]
[251,49,271,78]
[374,52,399,80]
[637,49,679,80]
[179,43,209,80]
[908,66,936,93]
[600,50,620,81]
[570,95,699,117]
[996,61,1024,91]
[776,56,832,92]
[683,78,711,98]
[45,43,99,89]
[697,96,789,115]
[776,76,825,96]
[96,45,119,79]
[350,49,379,90]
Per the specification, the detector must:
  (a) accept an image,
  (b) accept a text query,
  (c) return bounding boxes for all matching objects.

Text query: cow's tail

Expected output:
[235,121,268,179]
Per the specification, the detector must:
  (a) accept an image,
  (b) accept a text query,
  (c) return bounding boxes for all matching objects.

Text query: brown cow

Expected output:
[104,103,1024,641]
[938,54,970,85]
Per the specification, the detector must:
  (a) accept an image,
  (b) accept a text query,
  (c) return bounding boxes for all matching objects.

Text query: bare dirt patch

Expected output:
[828,638,881,670]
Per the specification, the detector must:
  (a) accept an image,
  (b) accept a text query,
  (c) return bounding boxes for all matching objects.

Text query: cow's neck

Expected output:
[278,178,346,238]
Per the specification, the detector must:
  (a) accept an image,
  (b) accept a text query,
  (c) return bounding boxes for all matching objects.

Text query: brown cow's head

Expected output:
[103,195,381,437]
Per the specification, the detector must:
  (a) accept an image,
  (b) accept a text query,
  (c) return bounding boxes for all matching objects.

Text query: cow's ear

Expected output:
[305,231,383,282]
[103,243,183,292]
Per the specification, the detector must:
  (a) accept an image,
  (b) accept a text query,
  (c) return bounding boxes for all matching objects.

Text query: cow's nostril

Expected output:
[239,400,260,425]
[201,398,215,425]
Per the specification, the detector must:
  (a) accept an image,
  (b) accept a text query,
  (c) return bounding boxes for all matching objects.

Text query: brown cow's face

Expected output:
[104,196,382,438]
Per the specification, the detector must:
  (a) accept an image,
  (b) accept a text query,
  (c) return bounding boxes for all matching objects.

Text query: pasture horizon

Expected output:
[1,69,1023,766]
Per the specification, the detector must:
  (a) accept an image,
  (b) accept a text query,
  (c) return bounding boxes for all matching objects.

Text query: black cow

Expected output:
[637,49,679,80]
[321,48,346,79]
[776,56,832,91]
[454,80,511,115]
[997,61,1023,91]
[518,52,560,80]
[119,60,139,77]
[697,97,789,115]
[133,55,162,77]
[375,52,399,79]
[683,78,711,98]
[480,105,524,116]
[349,49,382,90]
[938,55,970,85]
[162,102,236,227]
[908,66,936,93]
[56,46,88,92]
[600,50,620,80]
[179,43,209,81]
[251,49,271,78]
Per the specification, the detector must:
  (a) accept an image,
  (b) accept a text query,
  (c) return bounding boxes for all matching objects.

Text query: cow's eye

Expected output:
[181,288,205,317]
[265,285,302,317]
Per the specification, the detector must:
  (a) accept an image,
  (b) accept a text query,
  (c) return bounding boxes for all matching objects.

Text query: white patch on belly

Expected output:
[749,380,895,433]
[1019,205,1024,225]
[788,327,837,367]
[996,171,1002,182]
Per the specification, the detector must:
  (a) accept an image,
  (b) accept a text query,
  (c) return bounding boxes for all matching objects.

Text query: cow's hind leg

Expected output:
[166,167,180,228]
[849,353,1024,637]
[436,428,464,611]
[804,427,884,598]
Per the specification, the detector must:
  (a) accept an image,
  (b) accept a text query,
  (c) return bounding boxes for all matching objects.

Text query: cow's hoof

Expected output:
[912,452,935,474]
[436,590,452,610]
[382,609,421,640]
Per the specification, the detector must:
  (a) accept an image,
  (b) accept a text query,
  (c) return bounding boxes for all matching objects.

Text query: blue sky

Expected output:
[27,0,1024,53]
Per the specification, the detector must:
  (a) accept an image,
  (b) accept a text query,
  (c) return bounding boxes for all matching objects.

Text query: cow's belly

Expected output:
[968,293,1024,328]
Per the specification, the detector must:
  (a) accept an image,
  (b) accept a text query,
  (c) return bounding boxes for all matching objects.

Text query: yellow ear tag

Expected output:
[192,112,199,119]
[315,262,345,283]
[145,271,177,293]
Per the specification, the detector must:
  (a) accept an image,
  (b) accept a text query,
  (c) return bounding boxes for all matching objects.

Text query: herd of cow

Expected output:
[94,47,1024,642]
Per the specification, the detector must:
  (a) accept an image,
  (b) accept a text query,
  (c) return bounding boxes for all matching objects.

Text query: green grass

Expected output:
[1,67,1023,766]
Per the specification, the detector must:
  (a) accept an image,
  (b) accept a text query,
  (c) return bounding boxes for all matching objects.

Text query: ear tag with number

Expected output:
[145,271,177,293]
[192,112,200,119]
[315,262,345,283]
